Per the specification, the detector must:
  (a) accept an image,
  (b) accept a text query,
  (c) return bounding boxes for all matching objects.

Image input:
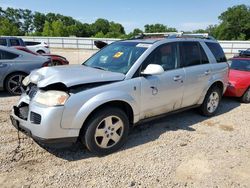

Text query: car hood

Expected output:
[28,65,125,88]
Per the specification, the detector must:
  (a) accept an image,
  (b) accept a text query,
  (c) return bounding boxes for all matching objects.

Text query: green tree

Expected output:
[42,21,52,36]
[0,17,20,35]
[144,24,177,33]
[33,12,46,34]
[51,20,67,36]
[214,4,250,40]
[92,18,110,35]
[20,9,34,35]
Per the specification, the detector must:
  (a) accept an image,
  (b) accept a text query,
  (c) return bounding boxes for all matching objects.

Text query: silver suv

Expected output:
[10,34,229,155]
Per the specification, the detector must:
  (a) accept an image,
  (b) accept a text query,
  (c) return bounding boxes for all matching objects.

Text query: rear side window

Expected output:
[0,50,19,60]
[25,41,41,46]
[10,39,21,46]
[0,39,7,46]
[205,42,227,63]
[180,42,209,67]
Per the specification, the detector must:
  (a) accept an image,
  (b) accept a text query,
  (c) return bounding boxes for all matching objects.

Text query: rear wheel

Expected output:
[241,88,250,103]
[5,73,26,95]
[199,87,222,116]
[81,107,129,156]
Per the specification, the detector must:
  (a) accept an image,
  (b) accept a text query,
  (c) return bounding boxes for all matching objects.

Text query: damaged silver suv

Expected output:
[10,34,229,155]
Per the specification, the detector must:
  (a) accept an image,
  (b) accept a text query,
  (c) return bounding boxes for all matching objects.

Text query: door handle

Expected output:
[204,70,211,75]
[173,75,183,81]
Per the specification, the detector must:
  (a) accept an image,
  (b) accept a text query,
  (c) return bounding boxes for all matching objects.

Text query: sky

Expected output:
[0,0,249,33]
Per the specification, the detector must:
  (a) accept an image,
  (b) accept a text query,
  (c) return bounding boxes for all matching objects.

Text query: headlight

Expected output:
[33,90,69,106]
[22,75,30,86]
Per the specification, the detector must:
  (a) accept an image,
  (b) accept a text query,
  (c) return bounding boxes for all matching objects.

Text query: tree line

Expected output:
[0,4,250,40]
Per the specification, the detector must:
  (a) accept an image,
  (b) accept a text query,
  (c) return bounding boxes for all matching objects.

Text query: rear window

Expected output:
[0,39,7,46]
[205,42,227,63]
[25,41,41,46]
[0,50,19,60]
[10,39,21,46]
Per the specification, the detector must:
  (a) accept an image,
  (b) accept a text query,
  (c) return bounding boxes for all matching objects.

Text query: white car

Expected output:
[24,41,50,54]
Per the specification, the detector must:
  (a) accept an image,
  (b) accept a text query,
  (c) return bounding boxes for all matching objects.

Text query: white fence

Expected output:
[20,36,250,56]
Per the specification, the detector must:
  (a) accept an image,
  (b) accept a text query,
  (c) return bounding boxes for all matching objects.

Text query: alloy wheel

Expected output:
[94,116,124,149]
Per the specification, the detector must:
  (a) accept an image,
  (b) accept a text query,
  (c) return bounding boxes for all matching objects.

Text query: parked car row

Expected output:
[0,36,69,95]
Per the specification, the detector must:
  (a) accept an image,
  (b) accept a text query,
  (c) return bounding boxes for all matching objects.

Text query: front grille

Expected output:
[30,112,41,124]
[28,86,38,99]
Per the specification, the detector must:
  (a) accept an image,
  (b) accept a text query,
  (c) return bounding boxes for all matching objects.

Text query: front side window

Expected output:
[206,42,227,63]
[180,42,202,67]
[84,42,147,74]
[10,39,20,46]
[141,42,178,71]
[0,50,19,60]
[229,59,250,71]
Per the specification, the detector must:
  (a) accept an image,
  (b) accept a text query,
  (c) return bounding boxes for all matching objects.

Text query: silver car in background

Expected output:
[0,46,50,95]
[10,35,229,155]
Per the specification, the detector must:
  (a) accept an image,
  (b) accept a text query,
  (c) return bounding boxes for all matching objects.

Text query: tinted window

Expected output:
[142,42,178,71]
[25,41,41,46]
[0,50,19,60]
[0,39,7,46]
[206,42,227,63]
[10,39,20,46]
[230,59,250,71]
[180,42,201,67]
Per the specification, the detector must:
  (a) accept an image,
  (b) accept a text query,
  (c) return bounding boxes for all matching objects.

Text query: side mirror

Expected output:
[141,64,164,75]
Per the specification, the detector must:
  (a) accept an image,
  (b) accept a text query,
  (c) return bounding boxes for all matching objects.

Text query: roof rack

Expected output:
[132,32,215,40]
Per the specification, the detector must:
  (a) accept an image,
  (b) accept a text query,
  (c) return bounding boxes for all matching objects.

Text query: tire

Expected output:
[81,107,129,156]
[199,87,222,117]
[37,50,45,54]
[4,73,27,95]
[241,88,250,103]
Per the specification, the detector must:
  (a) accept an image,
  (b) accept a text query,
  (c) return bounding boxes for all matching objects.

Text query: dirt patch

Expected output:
[219,124,234,131]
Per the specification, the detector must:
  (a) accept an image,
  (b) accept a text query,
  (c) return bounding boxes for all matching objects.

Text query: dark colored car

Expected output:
[0,37,25,47]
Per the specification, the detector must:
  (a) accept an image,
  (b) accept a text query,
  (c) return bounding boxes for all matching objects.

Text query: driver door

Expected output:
[139,42,185,119]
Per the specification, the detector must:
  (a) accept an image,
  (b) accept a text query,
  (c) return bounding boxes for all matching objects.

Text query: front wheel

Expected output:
[5,73,26,95]
[81,107,129,156]
[199,87,222,116]
[241,88,250,103]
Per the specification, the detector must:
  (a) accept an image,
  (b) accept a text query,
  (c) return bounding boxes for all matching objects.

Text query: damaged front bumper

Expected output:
[10,93,79,146]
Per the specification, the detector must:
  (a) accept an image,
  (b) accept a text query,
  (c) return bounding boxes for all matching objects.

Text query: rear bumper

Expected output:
[224,86,246,97]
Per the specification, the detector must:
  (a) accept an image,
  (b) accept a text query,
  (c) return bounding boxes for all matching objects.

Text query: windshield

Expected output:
[83,41,148,74]
[229,59,250,72]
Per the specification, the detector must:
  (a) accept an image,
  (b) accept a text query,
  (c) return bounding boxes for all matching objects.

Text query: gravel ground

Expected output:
[0,92,249,188]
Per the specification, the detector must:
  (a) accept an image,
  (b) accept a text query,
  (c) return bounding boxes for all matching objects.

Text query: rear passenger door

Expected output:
[180,42,212,107]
